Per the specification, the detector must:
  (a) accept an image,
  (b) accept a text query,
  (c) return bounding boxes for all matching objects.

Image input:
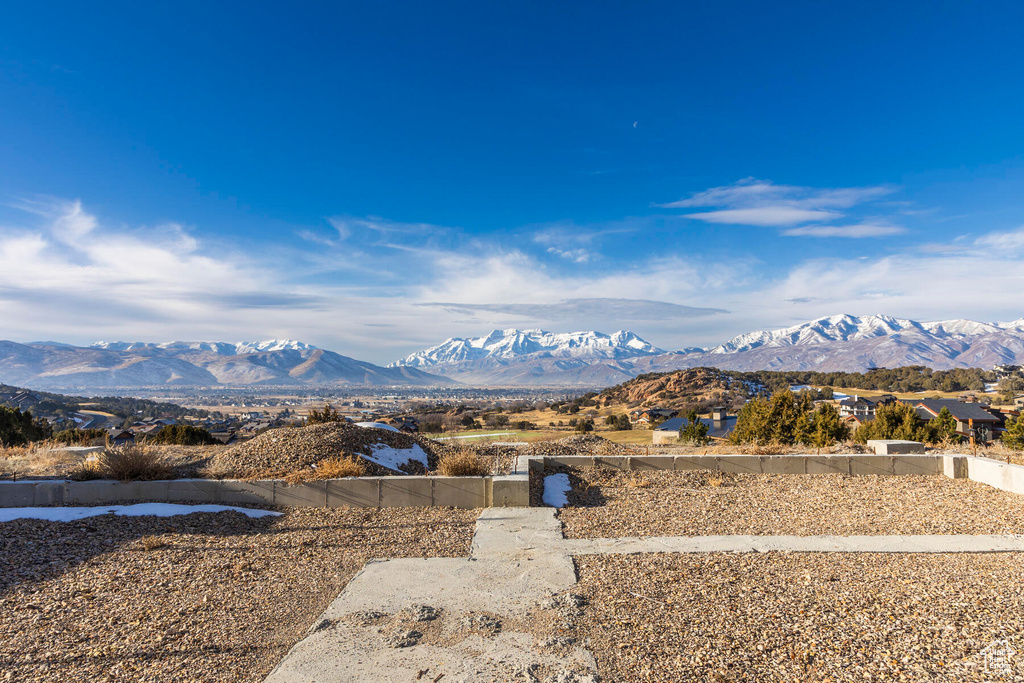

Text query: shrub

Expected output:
[149,424,219,446]
[1003,416,1024,451]
[313,456,366,478]
[679,410,710,445]
[307,403,343,425]
[71,445,173,481]
[574,418,595,433]
[853,402,937,444]
[0,406,51,446]
[437,447,491,476]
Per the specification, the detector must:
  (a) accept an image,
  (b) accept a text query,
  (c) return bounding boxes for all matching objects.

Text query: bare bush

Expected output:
[69,445,172,482]
[437,447,491,476]
[285,455,367,483]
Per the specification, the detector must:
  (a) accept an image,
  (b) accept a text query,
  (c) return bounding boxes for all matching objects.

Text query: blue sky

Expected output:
[3,1,1024,363]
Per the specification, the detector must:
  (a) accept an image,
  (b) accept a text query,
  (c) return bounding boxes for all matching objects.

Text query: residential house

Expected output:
[107,428,136,446]
[837,394,896,420]
[629,407,676,427]
[909,399,1002,443]
[4,390,41,410]
[653,407,737,445]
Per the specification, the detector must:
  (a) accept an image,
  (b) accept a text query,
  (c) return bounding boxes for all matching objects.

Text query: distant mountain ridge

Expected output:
[391,315,1024,386]
[392,329,662,367]
[0,339,451,389]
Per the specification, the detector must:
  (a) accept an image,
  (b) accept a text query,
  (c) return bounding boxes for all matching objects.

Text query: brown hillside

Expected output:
[598,367,746,411]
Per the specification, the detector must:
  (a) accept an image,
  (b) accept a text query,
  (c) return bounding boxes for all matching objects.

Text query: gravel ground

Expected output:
[575,553,1024,682]
[0,506,477,683]
[557,470,1024,537]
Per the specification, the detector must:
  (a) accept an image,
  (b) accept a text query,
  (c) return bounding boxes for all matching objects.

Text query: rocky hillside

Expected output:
[595,367,749,412]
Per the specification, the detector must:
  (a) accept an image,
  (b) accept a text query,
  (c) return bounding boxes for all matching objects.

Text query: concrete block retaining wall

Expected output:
[3,454,1023,509]
[0,476,507,510]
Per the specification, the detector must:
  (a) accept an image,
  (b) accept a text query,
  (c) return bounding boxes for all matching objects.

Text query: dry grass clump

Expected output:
[284,455,367,483]
[437,446,491,476]
[69,445,172,482]
[138,535,168,551]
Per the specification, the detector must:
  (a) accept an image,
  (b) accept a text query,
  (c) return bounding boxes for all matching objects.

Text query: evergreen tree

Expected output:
[679,410,709,445]
[1002,415,1024,451]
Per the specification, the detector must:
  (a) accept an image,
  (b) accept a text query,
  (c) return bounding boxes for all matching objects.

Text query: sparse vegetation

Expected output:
[148,424,220,446]
[0,406,52,446]
[437,446,491,476]
[306,403,343,425]
[730,390,849,446]
[853,402,939,444]
[678,410,710,445]
[69,445,172,482]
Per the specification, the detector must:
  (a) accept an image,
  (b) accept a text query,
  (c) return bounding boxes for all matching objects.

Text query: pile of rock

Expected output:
[204,422,441,479]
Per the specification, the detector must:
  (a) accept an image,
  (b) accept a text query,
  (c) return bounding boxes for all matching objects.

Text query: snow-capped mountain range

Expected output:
[392,329,662,367]
[389,315,1024,385]
[90,339,317,355]
[6,314,1024,390]
[0,339,449,389]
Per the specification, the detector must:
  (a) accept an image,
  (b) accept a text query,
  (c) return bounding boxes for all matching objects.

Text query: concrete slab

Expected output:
[379,477,431,507]
[489,474,528,508]
[432,477,487,508]
[327,479,380,508]
[265,507,590,683]
[566,534,1024,555]
[867,439,925,455]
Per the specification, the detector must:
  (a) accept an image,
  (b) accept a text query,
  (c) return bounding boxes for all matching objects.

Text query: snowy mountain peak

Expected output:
[391,329,663,368]
[708,313,1019,355]
[91,339,317,355]
[233,339,317,354]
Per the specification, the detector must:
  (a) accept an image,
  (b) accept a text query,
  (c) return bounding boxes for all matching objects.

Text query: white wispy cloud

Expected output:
[6,197,1024,365]
[686,207,839,227]
[658,177,898,231]
[781,223,906,238]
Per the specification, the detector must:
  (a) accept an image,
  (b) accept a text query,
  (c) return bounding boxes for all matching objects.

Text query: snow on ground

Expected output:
[0,504,282,523]
[360,443,429,472]
[356,422,401,432]
[543,473,571,508]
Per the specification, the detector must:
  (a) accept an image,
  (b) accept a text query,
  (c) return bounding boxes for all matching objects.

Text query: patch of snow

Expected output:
[356,421,401,432]
[543,473,571,508]
[0,503,282,523]
[359,443,429,472]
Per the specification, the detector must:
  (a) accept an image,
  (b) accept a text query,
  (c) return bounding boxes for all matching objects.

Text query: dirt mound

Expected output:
[205,422,442,479]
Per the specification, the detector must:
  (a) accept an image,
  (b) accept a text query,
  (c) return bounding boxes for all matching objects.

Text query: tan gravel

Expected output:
[575,552,1024,682]
[557,470,1024,537]
[0,506,477,683]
